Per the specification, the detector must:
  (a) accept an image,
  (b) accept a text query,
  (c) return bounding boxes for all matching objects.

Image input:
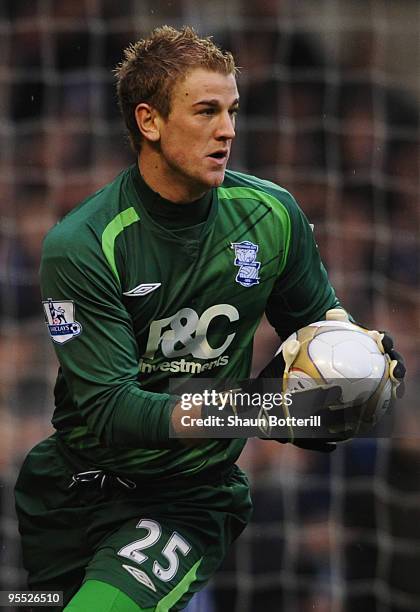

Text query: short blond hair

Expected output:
[114,25,237,153]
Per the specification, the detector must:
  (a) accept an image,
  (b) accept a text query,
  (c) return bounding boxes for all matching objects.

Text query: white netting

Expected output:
[0,1,419,610]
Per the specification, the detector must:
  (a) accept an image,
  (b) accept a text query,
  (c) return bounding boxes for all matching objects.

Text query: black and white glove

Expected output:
[199,361,341,449]
[378,331,406,393]
[256,352,341,452]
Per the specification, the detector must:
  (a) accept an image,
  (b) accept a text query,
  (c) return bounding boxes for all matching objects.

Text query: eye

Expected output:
[199,108,216,116]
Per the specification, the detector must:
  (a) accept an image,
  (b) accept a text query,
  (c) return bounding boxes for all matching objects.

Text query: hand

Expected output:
[256,352,342,452]
[379,331,406,395]
[258,381,343,452]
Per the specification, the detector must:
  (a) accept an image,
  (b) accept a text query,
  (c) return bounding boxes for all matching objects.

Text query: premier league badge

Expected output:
[42,298,82,344]
[231,241,261,287]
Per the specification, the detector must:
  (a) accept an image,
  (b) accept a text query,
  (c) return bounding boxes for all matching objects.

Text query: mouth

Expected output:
[207,150,229,165]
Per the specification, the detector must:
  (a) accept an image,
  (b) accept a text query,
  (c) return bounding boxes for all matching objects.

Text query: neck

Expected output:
[138,149,208,204]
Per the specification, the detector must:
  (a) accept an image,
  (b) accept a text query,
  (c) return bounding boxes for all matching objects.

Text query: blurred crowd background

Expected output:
[0,1,419,611]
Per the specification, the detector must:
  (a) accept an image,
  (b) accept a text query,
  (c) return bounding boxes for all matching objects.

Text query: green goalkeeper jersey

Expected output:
[40,164,339,478]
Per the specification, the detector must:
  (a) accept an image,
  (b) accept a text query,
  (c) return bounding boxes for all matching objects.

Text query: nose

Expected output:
[215,111,236,141]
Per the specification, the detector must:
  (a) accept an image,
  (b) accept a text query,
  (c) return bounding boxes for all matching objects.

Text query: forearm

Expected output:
[82,383,179,449]
[84,383,207,449]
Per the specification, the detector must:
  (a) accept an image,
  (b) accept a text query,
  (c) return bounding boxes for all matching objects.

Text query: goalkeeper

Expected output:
[14,26,405,612]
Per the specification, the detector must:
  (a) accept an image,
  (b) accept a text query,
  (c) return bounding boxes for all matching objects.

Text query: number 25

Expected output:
[118,519,191,582]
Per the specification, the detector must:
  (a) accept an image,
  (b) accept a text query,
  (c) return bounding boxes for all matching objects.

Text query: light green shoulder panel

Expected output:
[101,207,140,284]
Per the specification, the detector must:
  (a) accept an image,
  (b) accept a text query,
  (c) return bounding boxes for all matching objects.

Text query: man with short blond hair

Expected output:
[115,25,237,154]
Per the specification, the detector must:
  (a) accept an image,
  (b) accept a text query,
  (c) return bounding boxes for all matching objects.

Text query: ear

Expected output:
[135,103,162,143]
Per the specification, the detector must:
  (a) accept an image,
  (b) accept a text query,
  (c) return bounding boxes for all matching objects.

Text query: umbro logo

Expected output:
[123,283,161,297]
[122,565,157,592]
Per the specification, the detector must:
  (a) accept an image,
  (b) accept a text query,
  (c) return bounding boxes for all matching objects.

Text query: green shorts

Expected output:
[15,435,252,610]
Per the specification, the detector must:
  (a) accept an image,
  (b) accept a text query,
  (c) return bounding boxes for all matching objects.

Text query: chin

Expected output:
[204,170,226,188]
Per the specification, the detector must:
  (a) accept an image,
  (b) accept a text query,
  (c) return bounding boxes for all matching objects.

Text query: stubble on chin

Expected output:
[211,170,227,188]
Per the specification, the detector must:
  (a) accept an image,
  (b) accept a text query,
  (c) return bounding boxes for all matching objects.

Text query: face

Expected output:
[146,68,239,201]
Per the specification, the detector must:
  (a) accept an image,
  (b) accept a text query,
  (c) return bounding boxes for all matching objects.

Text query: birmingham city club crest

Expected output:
[42,298,82,344]
[231,241,261,287]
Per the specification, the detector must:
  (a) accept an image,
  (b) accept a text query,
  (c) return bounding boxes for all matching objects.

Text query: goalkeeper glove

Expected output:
[200,362,341,450]
[256,351,341,452]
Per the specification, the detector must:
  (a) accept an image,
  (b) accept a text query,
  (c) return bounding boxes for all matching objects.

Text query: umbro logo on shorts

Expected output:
[122,564,157,592]
[123,283,161,297]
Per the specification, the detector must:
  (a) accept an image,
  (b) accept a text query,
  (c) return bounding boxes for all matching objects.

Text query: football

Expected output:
[279,318,393,430]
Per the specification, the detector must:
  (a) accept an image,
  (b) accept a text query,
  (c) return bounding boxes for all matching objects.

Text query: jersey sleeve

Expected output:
[40,228,178,449]
[265,195,342,339]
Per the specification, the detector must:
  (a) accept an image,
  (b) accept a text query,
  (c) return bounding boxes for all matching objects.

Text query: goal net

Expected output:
[1,1,418,611]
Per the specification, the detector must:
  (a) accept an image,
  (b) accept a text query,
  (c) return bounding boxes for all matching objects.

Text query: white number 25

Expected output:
[118,519,191,582]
